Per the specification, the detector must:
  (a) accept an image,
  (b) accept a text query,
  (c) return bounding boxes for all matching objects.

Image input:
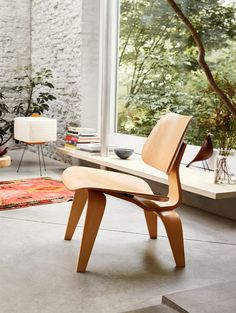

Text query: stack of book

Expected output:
[64,126,100,150]
[64,125,117,155]
[76,143,117,155]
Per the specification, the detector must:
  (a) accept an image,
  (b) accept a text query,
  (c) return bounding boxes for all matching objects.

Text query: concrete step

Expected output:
[125,281,236,313]
[162,280,236,313]
[124,304,178,313]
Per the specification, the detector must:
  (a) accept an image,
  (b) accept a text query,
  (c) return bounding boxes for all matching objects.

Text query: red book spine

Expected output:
[65,135,78,143]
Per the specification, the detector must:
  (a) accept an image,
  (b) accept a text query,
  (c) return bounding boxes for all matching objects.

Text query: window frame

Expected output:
[104,0,148,154]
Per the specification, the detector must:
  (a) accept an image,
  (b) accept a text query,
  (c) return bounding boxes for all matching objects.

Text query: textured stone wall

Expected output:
[31,0,83,160]
[0,0,100,162]
[0,0,31,99]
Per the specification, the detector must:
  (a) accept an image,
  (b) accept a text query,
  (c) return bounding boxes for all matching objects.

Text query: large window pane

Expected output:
[117,0,236,150]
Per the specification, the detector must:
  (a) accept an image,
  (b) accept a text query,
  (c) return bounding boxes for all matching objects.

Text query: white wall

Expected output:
[80,0,100,130]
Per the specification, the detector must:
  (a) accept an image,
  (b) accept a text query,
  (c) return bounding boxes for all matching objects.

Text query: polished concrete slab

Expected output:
[0,150,236,313]
[124,304,178,313]
[163,280,236,313]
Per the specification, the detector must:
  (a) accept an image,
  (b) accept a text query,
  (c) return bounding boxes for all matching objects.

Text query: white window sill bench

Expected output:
[57,147,236,200]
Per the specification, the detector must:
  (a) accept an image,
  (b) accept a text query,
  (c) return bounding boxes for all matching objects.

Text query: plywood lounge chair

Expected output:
[62,112,192,272]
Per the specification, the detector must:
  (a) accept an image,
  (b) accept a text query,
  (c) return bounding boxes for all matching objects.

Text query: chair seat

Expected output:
[62,166,154,195]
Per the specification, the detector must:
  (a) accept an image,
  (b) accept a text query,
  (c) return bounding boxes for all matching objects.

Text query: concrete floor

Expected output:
[0,150,236,313]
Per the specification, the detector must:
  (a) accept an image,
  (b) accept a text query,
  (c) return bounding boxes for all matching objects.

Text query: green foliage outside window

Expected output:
[117,0,236,152]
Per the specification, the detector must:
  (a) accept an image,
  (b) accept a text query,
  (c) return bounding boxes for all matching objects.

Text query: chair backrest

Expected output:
[142,113,192,174]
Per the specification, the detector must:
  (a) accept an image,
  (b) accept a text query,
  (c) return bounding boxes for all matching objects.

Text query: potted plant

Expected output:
[0,91,12,167]
[0,91,13,149]
[12,66,56,116]
[0,67,57,148]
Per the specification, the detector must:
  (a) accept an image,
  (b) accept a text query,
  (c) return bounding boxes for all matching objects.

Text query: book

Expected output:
[65,135,100,143]
[79,133,98,137]
[67,126,97,134]
[76,143,117,152]
[66,131,98,137]
[77,138,100,143]
[67,130,80,136]
[67,126,80,132]
[65,135,78,143]
[64,143,76,150]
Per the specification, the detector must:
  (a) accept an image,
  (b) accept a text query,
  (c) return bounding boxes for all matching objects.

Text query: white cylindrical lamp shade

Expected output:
[14,117,57,143]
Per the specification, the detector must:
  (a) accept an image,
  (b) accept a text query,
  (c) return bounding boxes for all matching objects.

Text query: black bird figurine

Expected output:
[0,147,8,157]
[186,134,213,170]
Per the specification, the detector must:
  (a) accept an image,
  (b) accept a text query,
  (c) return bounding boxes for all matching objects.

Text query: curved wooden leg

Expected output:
[159,210,185,267]
[144,210,158,239]
[77,190,106,273]
[64,189,88,240]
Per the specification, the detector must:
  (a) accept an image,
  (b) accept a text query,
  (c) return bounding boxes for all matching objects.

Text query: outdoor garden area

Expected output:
[118,0,236,156]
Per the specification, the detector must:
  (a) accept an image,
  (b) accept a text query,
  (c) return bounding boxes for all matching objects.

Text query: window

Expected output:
[111,0,236,153]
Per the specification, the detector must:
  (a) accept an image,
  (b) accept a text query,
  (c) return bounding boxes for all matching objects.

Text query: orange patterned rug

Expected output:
[0,177,74,210]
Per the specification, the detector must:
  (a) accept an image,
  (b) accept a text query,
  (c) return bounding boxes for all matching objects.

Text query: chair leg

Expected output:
[64,189,88,240]
[77,190,106,273]
[158,210,185,267]
[144,210,157,239]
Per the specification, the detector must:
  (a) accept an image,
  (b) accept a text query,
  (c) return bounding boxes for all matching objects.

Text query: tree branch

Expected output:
[1,134,13,146]
[130,17,173,96]
[166,0,236,118]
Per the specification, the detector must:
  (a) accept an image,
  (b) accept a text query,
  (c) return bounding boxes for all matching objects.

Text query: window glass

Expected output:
[117,0,236,150]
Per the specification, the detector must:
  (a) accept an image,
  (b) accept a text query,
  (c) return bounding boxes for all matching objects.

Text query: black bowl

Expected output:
[114,148,134,159]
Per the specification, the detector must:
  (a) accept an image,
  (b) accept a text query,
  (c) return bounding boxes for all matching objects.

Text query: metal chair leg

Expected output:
[17,143,27,173]
[202,160,210,171]
[205,160,210,171]
[40,144,46,171]
[37,144,42,176]
[202,160,206,171]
